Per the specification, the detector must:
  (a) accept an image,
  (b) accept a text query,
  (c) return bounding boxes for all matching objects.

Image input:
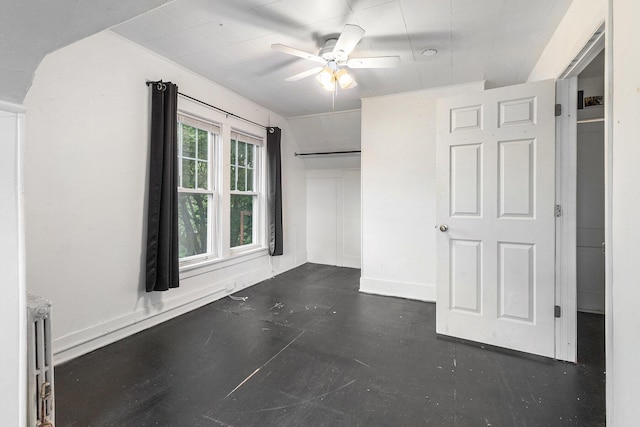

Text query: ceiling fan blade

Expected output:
[333,24,365,56]
[347,56,401,68]
[272,44,325,64]
[285,67,324,81]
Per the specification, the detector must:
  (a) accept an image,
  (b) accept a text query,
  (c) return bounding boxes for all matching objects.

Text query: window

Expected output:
[230,131,262,248]
[176,111,264,266]
[177,114,219,261]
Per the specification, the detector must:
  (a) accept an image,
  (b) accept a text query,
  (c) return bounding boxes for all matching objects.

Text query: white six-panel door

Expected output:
[436,80,556,358]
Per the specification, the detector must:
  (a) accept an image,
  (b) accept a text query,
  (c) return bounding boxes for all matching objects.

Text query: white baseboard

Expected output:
[359,277,436,302]
[53,258,307,365]
[53,280,251,365]
[53,296,223,364]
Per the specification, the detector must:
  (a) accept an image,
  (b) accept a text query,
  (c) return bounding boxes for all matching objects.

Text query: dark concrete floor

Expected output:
[55,263,605,426]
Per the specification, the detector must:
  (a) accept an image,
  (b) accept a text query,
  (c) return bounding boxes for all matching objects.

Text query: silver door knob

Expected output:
[439,224,449,232]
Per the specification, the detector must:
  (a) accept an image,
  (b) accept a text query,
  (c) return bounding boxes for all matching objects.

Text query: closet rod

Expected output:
[294,150,361,157]
[577,117,605,124]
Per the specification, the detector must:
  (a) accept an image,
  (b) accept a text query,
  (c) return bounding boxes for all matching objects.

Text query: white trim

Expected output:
[287,108,361,121]
[0,100,27,114]
[53,285,227,365]
[558,23,606,80]
[231,129,263,146]
[359,277,436,302]
[177,119,218,261]
[180,247,267,275]
[554,77,578,362]
[15,107,27,427]
[554,19,610,365]
[604,2,614,423]
[177,111,221,134]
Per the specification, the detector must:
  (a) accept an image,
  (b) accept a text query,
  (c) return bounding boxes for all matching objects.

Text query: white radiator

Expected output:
[27,293,55,427]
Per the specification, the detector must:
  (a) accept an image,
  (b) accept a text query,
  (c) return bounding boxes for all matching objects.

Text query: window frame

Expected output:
[175,107,268,271]
[229,130,264,252]
[176,113,220,265]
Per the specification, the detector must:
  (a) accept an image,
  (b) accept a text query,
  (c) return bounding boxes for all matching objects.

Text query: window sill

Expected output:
[179,246,268,279]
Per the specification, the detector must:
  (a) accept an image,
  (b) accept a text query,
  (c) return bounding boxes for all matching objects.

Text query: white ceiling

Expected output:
[112,0,573,118]
[0,0,173,104]
[1,0,573,154]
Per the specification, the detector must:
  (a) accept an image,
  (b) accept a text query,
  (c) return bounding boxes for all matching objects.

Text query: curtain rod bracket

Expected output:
[145,80,167,91]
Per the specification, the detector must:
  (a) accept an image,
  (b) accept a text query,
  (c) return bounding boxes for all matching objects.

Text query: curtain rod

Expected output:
[294,150,361,157]
[146,80,268,130]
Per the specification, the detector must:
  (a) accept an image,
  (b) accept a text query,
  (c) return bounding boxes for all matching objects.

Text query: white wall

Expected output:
[306,169,361,268]
[360,82,484,301]
[23,31,307,364]
[0,102,27,427]
[611,0,640,424]
[528,0,608,83]
[530,0,640,424]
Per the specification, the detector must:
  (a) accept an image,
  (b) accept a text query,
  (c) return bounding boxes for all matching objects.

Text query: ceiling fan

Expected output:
[272,24,400,91]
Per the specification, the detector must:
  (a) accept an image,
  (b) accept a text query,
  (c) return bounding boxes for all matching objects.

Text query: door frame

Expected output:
[555,22,607,363]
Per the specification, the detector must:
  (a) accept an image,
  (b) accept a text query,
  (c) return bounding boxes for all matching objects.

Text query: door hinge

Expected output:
[555,204,562,217]
[555,305,562,318]
[555,104,562,116]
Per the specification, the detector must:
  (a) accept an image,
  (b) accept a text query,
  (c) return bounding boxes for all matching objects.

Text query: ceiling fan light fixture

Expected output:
[335,68,355,89]
[316,68,335,91]
[317,67,334,83]
[319,79,336,91]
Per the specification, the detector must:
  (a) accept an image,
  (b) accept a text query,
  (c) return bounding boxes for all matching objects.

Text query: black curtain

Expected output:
[145,81,180,292]
[267,127,283,256]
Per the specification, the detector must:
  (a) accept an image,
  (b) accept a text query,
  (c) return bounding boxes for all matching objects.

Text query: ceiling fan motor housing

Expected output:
[320,39,349,64]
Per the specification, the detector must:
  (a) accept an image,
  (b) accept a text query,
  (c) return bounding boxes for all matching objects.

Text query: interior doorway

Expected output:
[575,50,606,368]
[555,23,606,363]
[576,50,605,315]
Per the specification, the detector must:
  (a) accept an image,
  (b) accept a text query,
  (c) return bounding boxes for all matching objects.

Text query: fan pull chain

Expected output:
[332,80,338,111]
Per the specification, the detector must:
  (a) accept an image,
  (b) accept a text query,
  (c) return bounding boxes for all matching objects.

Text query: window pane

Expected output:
[178,193,208,258]
[230,195,253,247]
[237,166,246,191]
[247,145,253,168]
[197,161,208,190]
[230,166,237,191]
[230,139,236,165]
[197,130,208,160]
[182,159,195,188]
[182,125,196,158]
[238,141,246,166]
[246,168,253,191]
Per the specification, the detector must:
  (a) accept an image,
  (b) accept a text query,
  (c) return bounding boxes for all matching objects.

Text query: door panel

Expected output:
[436,79,556,358]
[498,242,534,322]
[499,139,534,217]
[451,144,482,216]
[450,239,482,313]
